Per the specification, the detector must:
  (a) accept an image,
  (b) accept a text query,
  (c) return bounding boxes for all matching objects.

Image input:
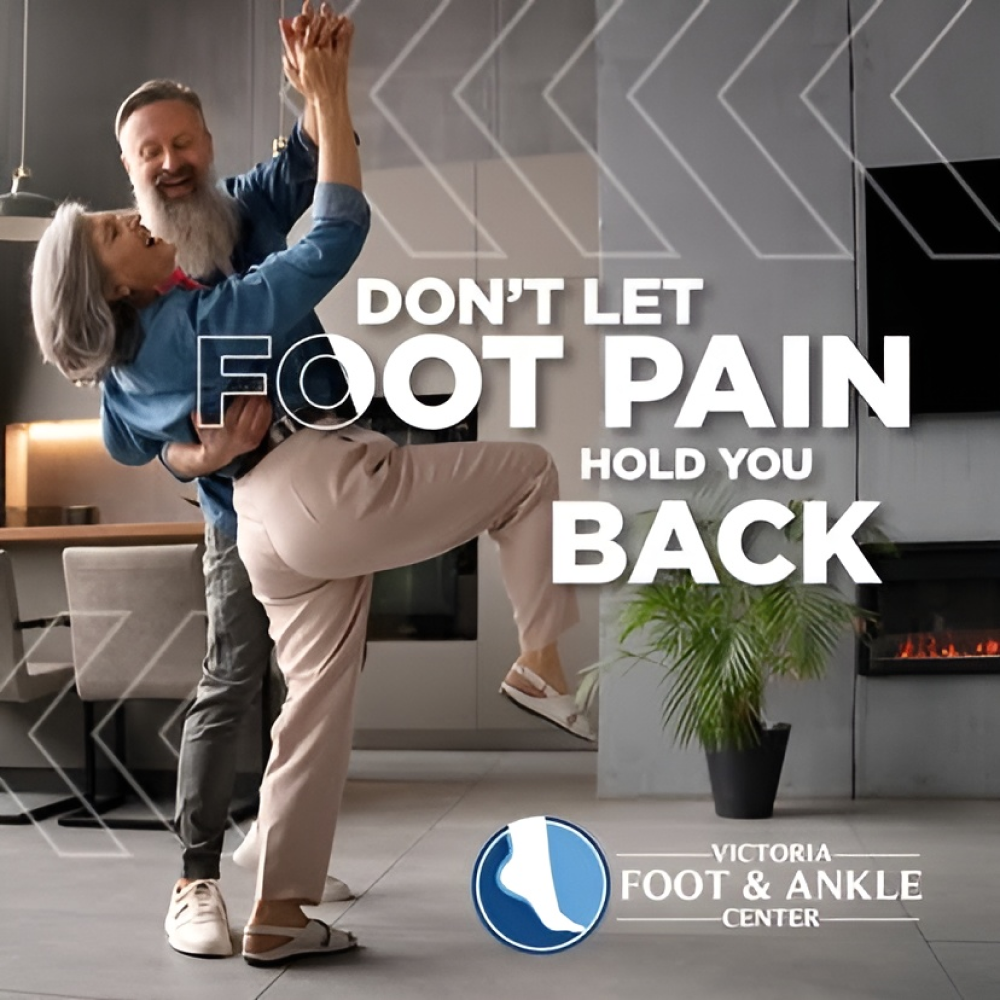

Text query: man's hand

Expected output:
[163,396,273,479]
[196,395,273,465]
[281,2,346,144]
[280,2,338,96]
[296,15,352,102]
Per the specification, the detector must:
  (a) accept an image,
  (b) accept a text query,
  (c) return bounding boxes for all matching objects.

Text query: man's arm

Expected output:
[163,396,273,480]
[225,121,318,239]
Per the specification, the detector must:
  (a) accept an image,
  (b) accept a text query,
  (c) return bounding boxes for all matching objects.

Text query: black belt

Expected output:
[233,405,347,480]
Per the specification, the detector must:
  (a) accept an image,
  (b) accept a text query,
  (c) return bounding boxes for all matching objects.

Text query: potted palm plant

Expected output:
[579,493,879,819]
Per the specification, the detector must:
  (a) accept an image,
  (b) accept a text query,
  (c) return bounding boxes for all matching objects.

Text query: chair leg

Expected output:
[59,702,168,830]
[0,792,81,825]
[0,702,90,825]
[57,688,273,832]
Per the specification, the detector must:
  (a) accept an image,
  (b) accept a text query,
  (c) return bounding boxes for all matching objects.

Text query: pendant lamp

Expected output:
[0,0,56,242]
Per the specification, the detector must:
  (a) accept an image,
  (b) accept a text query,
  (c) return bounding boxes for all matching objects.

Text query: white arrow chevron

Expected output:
[80,610,203,835]
[23,606,207,856]
[366,0,505,259]
[889,0,1000,258]
[454,0,677,259]
[803,0,1000,261]
[718,0,852,259]
[7,617,130,858]
[629,0,854,259]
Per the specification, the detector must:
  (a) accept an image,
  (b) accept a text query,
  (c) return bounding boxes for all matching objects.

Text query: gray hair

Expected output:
[30,202,139,385]
[115,79,206,141]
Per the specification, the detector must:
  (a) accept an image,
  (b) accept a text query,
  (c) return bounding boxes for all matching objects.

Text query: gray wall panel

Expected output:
[595,0,858,798]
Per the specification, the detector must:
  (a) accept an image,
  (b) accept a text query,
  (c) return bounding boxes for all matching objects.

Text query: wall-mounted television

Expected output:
[863,158,1000,416]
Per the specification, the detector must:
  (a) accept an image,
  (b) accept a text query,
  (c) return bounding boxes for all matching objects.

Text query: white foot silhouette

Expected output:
[497,816,584,934]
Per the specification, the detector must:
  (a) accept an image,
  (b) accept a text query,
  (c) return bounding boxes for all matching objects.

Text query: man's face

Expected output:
[119,100,214,202]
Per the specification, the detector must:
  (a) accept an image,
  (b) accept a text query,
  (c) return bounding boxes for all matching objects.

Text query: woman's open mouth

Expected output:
[138,224,160,248]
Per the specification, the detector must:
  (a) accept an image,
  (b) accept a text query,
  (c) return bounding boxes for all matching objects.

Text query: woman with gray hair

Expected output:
[30,14,590,968]
[30,209,143,385]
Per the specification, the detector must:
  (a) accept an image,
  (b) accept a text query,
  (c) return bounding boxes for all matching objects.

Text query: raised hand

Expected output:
[280,2,340,95]
[295,15,353,103]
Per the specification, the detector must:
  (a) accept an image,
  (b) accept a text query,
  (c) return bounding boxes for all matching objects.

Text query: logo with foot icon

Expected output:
[471,816,610,953]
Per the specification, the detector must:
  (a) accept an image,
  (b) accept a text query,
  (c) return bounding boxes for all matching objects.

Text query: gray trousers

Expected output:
[174,523,277,880]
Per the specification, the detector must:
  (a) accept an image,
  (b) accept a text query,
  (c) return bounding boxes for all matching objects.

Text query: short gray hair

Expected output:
[115,80,206,141]
[30,202,139,385]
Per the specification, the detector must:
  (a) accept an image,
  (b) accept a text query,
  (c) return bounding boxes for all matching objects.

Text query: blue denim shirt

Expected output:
[101,178,370,538]
[100,125,369,538]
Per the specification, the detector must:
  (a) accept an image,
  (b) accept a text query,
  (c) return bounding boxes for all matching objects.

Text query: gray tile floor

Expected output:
[1,751,998,1000]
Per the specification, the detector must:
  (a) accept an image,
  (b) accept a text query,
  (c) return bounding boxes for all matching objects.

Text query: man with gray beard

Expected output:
[113,7,355,959]
[131,157,240,281]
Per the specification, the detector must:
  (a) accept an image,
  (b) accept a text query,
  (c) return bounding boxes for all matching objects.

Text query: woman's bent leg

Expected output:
[252,429,579,654]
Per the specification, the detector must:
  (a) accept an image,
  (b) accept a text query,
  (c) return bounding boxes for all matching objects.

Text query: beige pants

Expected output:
[233,426,578,901]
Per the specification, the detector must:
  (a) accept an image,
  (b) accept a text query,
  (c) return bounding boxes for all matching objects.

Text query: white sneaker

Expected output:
[232,823,354,903]
[164,879,234,958]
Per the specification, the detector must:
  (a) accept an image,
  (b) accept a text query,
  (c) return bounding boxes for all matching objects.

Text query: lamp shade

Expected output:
[0,170,55,241]
[0,189,54,218]
[0,215,50,241]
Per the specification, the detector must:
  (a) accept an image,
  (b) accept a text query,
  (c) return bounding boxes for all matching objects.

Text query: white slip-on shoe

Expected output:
[317,875,354,903]
[242,919,358,967]
[233,822,354,903]
[164,879,234,958]
[500,663,596,742]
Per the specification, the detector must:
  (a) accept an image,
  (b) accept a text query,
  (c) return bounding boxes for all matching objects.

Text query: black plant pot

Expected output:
[705,723,791,819]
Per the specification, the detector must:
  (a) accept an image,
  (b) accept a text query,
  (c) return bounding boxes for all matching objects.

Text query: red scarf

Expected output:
[154,268,206,294]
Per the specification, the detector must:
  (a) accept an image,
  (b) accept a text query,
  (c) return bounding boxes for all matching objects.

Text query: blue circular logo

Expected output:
[471,815,610,954]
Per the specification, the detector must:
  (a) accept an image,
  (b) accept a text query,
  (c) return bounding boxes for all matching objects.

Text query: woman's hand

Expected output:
[280,2,338,96]
[292,10,360,191]
[295,14,353,104]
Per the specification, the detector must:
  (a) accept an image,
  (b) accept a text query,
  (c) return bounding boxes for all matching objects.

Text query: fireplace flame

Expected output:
[895,633,1000,659]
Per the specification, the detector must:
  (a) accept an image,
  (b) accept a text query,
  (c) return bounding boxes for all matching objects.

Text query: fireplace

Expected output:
[858,542,1000,676]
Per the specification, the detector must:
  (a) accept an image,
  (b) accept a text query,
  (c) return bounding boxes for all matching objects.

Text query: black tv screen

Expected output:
[864,159,1000,415]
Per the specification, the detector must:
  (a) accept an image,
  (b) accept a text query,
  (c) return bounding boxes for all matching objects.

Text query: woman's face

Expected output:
[88,211,176,301]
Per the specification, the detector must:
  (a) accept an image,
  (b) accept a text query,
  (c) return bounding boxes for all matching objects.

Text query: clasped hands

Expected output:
[280,1,353,99]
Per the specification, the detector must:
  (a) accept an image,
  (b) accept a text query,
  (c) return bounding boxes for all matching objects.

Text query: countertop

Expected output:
[0,522,204,545]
